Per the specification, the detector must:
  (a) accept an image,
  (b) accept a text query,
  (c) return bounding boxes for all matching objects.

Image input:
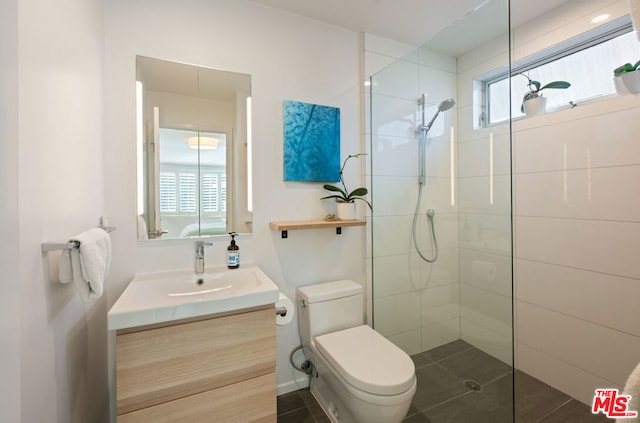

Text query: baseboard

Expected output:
[277,375,310,396]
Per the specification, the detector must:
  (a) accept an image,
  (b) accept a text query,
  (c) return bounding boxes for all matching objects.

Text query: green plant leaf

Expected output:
[323,184,347,197]
[323,184,342,192]
[322,153,373,210]
[614,63,634,76]
[320,194,347,201]
[529,80,541,91]
[539,81,570,90]
[615,65,628,76]
[348,187,368,197]
[634,60,640,70]
[353,197,373,211]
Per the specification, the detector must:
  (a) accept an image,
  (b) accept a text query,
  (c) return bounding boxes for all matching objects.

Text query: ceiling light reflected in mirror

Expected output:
[188,136,219,150]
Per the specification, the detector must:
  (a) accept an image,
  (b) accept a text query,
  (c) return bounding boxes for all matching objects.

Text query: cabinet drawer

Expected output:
[116,307,276,415]
[118,372,276,423]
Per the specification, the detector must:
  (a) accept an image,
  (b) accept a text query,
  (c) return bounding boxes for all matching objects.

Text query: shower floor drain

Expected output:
[464,380,482,391]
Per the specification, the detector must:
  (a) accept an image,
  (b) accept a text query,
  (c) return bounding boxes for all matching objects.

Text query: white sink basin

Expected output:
[108,264,279,330]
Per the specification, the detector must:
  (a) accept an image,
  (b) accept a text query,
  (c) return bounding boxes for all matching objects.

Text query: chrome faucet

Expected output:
[194,240,213,274]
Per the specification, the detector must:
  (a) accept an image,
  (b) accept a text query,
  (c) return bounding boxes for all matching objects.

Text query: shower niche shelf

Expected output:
[269,219,366,239]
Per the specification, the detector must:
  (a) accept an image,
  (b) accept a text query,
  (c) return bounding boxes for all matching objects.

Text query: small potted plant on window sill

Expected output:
[520,74,571,117]
[614,60,640,94]
[321,153,372,221]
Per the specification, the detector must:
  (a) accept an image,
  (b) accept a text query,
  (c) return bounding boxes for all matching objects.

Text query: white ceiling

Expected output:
[249,0,574,54]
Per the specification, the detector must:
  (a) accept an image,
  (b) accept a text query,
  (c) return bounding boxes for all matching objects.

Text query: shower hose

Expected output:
[411,183,439,263]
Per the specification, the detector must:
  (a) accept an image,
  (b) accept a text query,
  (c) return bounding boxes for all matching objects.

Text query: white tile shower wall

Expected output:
[517,343,624,406]
[455,0,640,402]
[367,35,460,355]
[457,46,513,368]
[512,0,627,62]
[456,31,513,366]
[516,260,640,338]
[515,166,640,222]
[517,301,640,394]
[514,99,640,405]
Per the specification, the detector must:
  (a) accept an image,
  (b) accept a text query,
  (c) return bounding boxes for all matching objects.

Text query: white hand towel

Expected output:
[58,248,73,284]
[137,215,148,240]
[618,361,640,422]
[70,228,112,301]
[69,248,88,300]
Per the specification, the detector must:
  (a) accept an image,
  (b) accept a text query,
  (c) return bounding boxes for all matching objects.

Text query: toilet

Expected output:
[296,280,416,423]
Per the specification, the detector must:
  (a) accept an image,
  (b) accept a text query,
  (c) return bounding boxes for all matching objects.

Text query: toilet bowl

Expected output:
[297,280,416,423]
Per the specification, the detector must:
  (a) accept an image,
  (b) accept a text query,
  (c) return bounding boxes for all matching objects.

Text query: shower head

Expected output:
[438,98,456,112]
[419,97,456,133]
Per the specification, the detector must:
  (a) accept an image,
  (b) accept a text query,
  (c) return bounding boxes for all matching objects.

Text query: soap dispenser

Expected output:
[227,232,240,269]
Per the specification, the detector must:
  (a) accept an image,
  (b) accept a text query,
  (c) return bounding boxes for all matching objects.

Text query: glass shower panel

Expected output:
[370,52,459,352]
[369,0,513,421]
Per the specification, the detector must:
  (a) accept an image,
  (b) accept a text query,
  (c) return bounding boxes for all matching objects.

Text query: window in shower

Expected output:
[482,16,640,126]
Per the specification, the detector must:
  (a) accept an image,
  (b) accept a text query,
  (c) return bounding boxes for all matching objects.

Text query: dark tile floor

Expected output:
[277,387,331,423]
[277,340,610,423]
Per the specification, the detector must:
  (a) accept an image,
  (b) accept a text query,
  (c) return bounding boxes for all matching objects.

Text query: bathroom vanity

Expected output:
[108,265,279,422]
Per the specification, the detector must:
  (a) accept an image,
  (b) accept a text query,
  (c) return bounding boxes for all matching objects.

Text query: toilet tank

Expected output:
[296,280,364,345]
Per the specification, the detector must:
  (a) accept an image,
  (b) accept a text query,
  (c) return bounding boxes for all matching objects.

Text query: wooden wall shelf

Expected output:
[269,219,366,238]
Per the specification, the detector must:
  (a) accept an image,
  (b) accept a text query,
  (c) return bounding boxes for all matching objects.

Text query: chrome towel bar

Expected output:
[41,225,116,253]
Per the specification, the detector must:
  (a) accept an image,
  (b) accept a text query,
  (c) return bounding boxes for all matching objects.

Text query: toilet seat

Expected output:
[314,325,415,396]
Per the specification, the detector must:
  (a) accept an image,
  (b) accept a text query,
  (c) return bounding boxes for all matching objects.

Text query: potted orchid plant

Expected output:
[614,60,640,94]
[520,74,571,116]
[321,153,372,220]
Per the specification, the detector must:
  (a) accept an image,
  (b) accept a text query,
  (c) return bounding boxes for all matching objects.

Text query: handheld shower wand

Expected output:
[412,95,456,263]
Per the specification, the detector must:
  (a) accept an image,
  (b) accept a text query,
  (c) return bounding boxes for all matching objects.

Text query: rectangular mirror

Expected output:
[136,56,252,240]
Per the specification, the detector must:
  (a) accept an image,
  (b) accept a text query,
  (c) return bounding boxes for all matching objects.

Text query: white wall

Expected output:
[104,0,363,398]
[0,0,21,421]
[8,0,109,422]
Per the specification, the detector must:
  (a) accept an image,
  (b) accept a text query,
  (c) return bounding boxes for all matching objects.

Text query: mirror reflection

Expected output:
[136,56,252,240]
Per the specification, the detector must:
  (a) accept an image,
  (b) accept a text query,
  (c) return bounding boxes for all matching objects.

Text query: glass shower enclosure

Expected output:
[368,0,513,420]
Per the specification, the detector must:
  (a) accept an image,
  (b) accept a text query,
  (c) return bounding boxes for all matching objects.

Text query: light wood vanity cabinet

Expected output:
[115,306,276,422]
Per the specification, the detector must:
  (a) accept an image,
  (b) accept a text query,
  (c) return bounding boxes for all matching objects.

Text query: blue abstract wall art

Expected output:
[283,100,340,182]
